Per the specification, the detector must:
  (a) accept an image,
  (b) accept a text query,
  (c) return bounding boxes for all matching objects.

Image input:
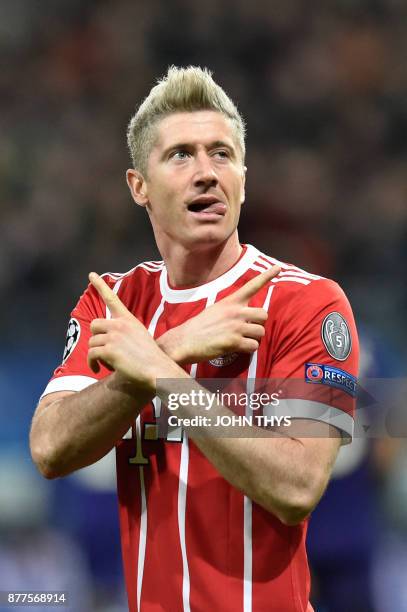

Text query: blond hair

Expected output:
[127,66,246,175]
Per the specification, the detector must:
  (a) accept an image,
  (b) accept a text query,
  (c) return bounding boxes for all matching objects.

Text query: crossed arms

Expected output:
[30,267,341,526]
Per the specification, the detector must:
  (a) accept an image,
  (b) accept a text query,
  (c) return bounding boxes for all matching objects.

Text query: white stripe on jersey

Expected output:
[243,495,252,612]
[255,260,320,281]
[149,298,165,330]
[137,465,147,612]
[243,283,275,612]
[139,263,164,273]
[273,276,311,285]
[258,254,321,279]
[178,360,199,612]
[177,289,218,611]
[40,375,97,398]
[178,432,191,612]
[250,263,312,285]
[135,297,166,609]
[262,284,275,313]
[263,399,354,442]
[244,358,257,611]
[250,263,311,285]
[101,260,164,282]
[178,361,194,612]
[278,270,321,280]
[105,278,123,319]
[101,266,138,281]
[253,256,320,280]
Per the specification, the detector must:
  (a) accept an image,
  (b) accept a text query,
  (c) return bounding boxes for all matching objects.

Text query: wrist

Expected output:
[107,371,148,396]
[157,329,186,364]
[140,345,186,394]
[155,360,190,397]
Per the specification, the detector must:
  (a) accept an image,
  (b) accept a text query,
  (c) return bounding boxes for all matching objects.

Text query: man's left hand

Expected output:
[87,272,172,390]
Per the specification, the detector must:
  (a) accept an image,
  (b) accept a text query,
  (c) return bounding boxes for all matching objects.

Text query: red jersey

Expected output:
[41,244,359,612]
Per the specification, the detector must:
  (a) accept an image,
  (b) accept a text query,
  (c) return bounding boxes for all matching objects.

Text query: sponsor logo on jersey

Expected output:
[321,312,352,361]
[305,362,357,397]
[209,353,239,367]
[62,318,81,362]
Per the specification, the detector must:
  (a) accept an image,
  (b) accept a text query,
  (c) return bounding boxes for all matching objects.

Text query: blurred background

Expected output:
[0,0,406,610]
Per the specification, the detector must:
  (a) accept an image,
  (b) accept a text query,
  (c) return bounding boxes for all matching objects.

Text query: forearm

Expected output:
[157,371,331,525]
[190,427,309,523]
[30,372,153,478]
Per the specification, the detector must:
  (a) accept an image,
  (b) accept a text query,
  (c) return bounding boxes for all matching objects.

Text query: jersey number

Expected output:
[127,399,182,465]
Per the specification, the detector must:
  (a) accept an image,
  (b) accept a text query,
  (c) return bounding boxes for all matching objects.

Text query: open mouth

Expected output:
[188,201,214,212]
[187,198,226,215]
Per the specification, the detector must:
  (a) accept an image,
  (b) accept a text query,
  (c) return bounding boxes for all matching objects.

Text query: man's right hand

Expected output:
[157,265,280,364]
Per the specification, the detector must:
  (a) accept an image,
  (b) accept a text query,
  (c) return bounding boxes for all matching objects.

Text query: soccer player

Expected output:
[30,67,359,612]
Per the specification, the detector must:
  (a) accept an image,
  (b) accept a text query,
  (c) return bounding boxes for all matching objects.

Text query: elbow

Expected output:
[31,447,60,480]
[278,480,327,526]
[37,464,60,480]
[277,500,313,526]
[30,435,64,480]
[278,471,327,527]
[278,464,330,526]
[260,479,324,527]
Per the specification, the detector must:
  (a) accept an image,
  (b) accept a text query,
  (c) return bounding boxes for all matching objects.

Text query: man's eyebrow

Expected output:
[163,142,190,154]
[209,140,235,150]
[161,140,236,158]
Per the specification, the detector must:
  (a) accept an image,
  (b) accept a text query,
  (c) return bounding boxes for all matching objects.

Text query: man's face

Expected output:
[128,111,246,252]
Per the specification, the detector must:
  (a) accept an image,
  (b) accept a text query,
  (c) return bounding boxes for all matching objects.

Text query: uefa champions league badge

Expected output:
[321,312,351,361]
[209,353,239,367]
[62,318,81,362]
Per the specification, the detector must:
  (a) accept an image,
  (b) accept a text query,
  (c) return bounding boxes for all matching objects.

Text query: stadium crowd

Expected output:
[1,0,406,610]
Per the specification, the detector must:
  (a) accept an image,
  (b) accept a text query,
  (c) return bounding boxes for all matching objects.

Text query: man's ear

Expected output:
[241,165,247,205]
[126,169,149,208]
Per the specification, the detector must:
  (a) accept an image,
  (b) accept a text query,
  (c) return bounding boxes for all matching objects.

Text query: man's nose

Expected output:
[193,154,218,188]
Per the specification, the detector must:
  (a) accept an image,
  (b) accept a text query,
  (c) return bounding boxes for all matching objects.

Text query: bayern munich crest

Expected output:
[62,318,81,362]
[209,353,238,367]
[321,312,351,361]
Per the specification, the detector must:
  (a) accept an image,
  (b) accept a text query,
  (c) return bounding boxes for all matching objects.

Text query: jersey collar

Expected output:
[159,244,260,303]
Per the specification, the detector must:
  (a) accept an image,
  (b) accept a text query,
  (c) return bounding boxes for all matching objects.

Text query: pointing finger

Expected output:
[234,265,281,302]
[89,272,130,318]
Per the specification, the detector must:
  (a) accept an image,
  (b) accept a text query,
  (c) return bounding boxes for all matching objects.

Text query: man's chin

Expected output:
[180,227,238,253]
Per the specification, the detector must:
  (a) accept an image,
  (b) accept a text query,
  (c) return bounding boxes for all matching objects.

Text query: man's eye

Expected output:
[214,150,230,159]
[172,150,190,160]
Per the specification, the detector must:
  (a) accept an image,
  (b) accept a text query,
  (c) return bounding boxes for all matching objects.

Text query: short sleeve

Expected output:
[265,278,359,443]
[40,279,114,397]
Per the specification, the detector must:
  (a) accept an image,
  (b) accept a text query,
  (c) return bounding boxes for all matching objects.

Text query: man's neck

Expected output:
[163,234,243,288]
